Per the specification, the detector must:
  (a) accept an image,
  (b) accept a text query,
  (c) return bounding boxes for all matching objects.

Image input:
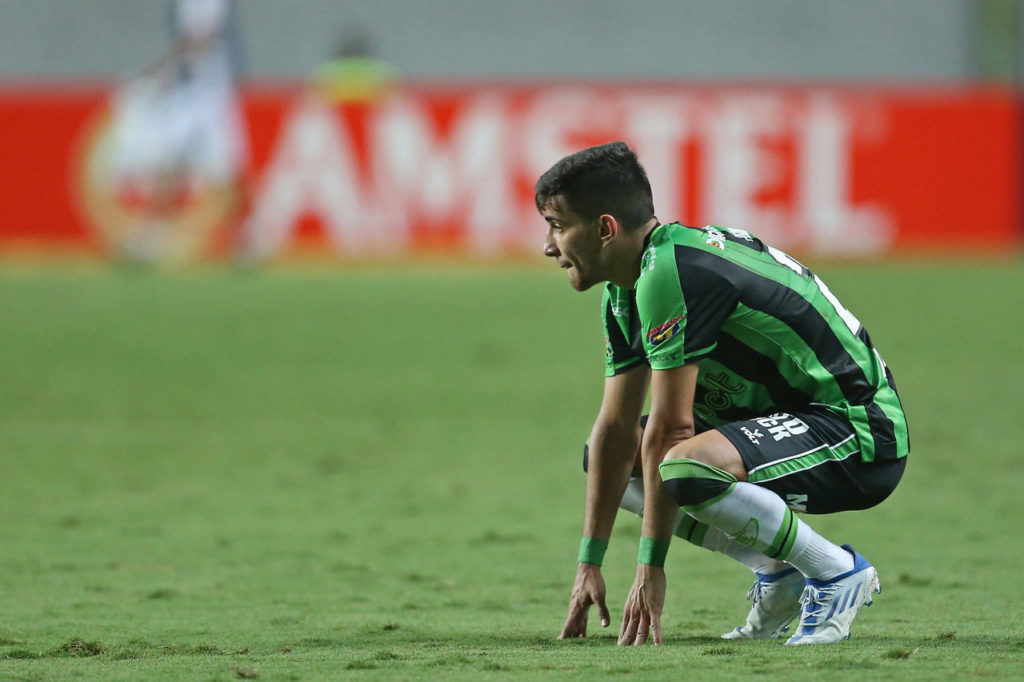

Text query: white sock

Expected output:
[784,532,856,581]
[687,482,854,581]
[700,525,793,575]
[619,476,646,516]
[620,477,792,575]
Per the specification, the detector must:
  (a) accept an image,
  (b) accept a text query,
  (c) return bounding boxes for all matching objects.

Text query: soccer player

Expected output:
[538,142,908,646]
[108,0,247,264]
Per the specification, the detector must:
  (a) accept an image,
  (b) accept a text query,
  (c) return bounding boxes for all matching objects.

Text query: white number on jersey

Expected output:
[767,246,862,336]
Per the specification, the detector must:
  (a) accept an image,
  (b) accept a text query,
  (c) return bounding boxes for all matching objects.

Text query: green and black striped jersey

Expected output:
[602,222,908,462]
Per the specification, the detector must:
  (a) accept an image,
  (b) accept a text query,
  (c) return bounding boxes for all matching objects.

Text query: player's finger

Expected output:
[596,594,611,628]
[566,597,588,628]
[651,616,662,646]
[559,608,586,639]
[558,610,578,639]
[618,609,639,646]
[634,611,650,646]
[558,617,574,639]
[558,623,582,639]
[617,607,630,644]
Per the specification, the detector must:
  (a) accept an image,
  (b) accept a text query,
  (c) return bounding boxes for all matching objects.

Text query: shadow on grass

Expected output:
[4,629,1020,665]
[279,625,1024,668]
[288,629,731,651]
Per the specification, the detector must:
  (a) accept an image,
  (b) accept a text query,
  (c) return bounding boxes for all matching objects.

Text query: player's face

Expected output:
[541,199,605,291]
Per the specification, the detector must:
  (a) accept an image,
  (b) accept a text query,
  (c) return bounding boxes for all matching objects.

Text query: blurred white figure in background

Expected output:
[106,0,247,265]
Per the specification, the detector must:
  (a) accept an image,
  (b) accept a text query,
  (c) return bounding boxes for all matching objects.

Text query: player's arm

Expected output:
[640,363,699,536]
[582,363,651,554]
[559,363,650,639]
[619,363,700,646]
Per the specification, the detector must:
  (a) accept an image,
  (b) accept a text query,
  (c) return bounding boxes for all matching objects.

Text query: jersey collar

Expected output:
[642,220,661,250]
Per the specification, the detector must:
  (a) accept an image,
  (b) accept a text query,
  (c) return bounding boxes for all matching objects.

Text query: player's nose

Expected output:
[543,237,559,258]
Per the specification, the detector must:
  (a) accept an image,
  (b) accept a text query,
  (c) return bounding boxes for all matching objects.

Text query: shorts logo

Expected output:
[646,315,685,347]
[755,413,809,441]
[604,337,613,359]
[740,426,764,445]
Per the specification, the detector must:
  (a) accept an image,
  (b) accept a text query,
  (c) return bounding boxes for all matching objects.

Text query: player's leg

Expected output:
[674,513,804,639]
[655,433,821,639]
[584,419,790,575]
[720,412,905,645]
[659,428,857,580]
[671,434,791,574]
[658,410,906,644]
[584,421,795,638]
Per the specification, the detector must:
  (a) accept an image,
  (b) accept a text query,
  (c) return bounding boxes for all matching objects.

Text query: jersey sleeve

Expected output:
[636,244,738,370]
[602,285,646,377]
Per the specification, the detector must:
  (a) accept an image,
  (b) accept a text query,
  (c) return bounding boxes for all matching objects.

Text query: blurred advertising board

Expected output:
[1,83,1020,261]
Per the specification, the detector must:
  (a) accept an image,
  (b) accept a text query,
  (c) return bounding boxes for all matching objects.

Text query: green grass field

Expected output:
[1,260,1022,681]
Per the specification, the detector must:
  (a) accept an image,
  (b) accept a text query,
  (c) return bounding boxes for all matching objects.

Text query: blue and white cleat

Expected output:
[785,545,881,645]
[721,567,804,640]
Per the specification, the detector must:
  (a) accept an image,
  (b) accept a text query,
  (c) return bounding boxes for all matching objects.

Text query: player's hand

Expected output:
[618,563,666,646]
[558,563,611,639]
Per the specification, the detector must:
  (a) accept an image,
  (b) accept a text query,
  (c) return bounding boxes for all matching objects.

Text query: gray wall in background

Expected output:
[0,0,974,82]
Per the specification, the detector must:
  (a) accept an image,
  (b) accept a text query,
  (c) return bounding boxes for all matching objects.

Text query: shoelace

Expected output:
[796,585,838,629]
[746,578,763,605]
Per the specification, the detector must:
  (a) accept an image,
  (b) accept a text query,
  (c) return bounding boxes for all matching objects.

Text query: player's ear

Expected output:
[597,214,619,246]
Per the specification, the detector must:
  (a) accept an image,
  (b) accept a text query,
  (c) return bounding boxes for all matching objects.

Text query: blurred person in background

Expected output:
[105,0,247,265]
[308,28,400,105]
[233,26,400,264]
[540,142,909,647]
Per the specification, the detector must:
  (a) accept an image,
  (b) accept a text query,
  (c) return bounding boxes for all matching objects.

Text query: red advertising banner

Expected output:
[1,83,1020,260]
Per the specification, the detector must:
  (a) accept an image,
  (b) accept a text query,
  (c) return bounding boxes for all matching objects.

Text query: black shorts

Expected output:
[712,408,906,514]
[585,410,906,515]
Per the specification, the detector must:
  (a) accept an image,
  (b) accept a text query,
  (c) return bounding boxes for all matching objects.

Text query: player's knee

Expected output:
[659,458,737,510]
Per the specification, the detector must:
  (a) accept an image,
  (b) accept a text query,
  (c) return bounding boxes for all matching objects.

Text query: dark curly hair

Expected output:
[534,141,654,230]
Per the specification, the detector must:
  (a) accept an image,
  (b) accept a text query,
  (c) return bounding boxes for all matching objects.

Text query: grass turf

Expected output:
[0,260,1022,680]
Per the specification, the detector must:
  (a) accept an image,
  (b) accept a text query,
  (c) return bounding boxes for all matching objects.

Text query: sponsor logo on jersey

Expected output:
[610,291,628,318]
[704,372,747,410]
[640,243,657,276]
[726,227,755,241]
[705,226,727,250]
[650,349,682,365]
[646,314,685,347]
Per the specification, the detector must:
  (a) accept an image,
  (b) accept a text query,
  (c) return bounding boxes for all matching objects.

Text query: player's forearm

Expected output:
[639,419,694,540]
[581,419,640,541]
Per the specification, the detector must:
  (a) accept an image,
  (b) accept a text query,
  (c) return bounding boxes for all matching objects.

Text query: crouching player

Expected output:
[538,142,909,645]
